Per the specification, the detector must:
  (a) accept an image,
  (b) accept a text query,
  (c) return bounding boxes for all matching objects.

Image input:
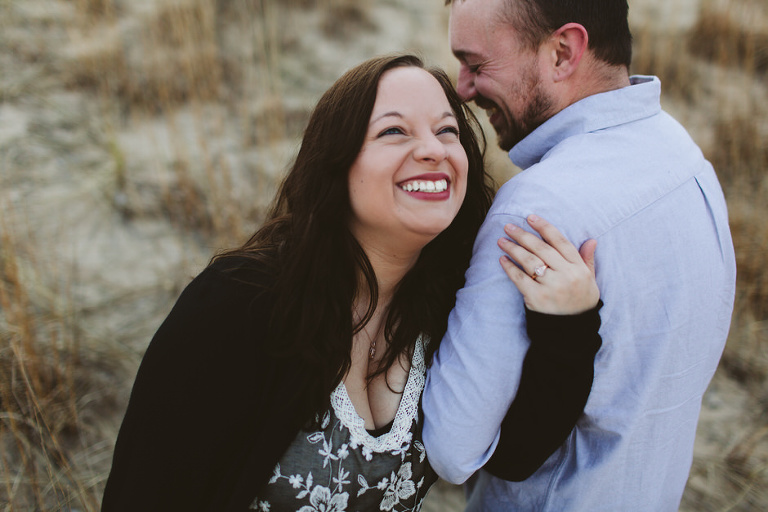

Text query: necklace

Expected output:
[356,317,384,361]
[362,324,382,360]
[353,300,389,361]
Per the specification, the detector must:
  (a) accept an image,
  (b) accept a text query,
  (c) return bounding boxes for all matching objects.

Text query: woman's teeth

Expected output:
[400,179,448,193]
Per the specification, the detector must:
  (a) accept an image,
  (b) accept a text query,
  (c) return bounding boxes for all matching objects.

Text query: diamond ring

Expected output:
[532,264,548,279]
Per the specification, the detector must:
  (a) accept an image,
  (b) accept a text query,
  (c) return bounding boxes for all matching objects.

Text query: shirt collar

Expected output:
[509,75,662,170]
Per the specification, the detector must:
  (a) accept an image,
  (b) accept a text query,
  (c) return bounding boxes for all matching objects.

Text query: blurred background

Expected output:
[0,0,766,510]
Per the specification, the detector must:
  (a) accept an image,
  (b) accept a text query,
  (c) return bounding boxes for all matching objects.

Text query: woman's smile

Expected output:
[398,174,451,198]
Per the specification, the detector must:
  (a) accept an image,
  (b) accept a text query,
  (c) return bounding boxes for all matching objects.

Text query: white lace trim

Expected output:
[330,336,426,453]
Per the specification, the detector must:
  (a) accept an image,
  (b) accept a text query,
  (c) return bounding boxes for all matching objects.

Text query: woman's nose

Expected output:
[413,133,448,163]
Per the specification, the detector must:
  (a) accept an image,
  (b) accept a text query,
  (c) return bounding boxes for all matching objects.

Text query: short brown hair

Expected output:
[447,0,633,68]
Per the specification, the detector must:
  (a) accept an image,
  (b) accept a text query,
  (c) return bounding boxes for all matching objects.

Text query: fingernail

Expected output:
[505,224,518,232]
[528,214,540,222]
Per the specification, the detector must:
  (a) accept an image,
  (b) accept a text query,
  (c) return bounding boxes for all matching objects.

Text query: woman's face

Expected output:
[348,66,469,254]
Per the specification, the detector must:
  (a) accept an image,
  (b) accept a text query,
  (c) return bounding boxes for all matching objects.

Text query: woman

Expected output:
[101,55,600,511]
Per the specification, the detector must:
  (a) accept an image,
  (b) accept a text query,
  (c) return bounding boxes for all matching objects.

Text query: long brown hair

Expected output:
[214,54,494,422]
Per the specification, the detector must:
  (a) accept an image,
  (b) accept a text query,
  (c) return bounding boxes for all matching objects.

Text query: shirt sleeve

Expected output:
[422,212,533,483]
[483,302,603,481]
[422,211,600,484]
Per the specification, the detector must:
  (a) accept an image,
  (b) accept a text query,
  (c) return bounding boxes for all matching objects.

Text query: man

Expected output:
[422,1,737,510]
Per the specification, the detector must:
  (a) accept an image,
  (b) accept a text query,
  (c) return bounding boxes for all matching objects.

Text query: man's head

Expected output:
[447,0,632,150]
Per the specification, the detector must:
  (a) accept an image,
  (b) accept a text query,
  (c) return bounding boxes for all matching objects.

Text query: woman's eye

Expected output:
[379,127,405,137]
[438,126,460,136]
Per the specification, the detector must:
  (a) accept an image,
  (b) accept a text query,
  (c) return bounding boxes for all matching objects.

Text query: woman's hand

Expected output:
[498,215,599,315]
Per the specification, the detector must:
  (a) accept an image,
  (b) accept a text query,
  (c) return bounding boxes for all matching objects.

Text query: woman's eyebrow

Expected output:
[371,111,403,124]
[371,111,456,124]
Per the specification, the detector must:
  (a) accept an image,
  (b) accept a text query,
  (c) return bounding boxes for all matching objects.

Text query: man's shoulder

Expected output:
[490,151,609,220]
[489,112,712,241]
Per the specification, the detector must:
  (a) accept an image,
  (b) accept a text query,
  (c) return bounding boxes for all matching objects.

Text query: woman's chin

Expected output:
[406,222,454,245]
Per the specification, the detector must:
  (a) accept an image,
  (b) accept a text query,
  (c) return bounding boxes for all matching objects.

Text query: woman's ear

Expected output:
[548,23,589,82]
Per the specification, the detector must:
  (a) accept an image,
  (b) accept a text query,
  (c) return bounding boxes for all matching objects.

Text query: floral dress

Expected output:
[251,338,437,512]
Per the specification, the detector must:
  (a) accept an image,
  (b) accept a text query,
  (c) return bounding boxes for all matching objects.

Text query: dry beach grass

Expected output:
[1,0,766,510]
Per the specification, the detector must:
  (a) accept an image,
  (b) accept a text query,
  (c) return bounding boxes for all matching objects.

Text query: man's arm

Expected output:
[484,303,602,481]
[423,212,599,483]
[423,212,533,483]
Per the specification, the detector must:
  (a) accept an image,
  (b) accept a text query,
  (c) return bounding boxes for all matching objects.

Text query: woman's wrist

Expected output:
[524,300,603,358]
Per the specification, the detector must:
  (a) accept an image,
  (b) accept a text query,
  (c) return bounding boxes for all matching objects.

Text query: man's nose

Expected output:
[456,65,477,102]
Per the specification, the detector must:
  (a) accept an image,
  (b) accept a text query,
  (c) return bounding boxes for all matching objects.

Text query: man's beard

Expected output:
[497,90,553,151]
[495,74,555,152]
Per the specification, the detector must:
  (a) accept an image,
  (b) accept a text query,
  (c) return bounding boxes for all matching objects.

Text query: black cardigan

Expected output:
[101,257,601,511]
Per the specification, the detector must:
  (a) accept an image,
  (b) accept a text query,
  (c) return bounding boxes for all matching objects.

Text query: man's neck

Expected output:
[567,59,631,107]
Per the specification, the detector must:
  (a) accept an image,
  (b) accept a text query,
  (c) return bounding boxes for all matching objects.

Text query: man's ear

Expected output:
[548,23,588,82]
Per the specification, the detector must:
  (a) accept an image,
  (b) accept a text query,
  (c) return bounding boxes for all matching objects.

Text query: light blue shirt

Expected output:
[422,76,736,511]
